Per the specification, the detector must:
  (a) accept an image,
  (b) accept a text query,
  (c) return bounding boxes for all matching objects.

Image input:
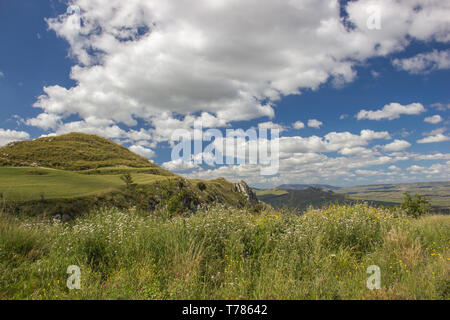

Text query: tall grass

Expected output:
[0,204,448,300]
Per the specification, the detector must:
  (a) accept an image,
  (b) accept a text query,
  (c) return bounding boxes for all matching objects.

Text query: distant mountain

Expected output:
[277,184,340,191]
[256,187,349,211]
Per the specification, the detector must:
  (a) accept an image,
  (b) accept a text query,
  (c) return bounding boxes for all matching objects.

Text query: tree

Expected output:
[120,173,136,190]
[400,192,431,218]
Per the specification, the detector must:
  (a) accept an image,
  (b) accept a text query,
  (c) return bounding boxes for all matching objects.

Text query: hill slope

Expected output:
[0,132,171,173]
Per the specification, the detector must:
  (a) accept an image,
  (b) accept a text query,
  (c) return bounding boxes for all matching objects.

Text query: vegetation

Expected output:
[0,204,448,300]
[0,167,169,202]
[0,132,171,172]
[401,193,431,218]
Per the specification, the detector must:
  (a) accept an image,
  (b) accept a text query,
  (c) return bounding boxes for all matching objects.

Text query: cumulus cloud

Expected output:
[257,122,286,133]
[0,129,30,146]
[307,119,323,129]
[382,139,411,152]
[417,134,450,144]
[278,129,391,155]
[424,115,443,124]
[161,158,199,172]
[357,102,425,121]
[393,50,450,74]
[129,145,155,159]
[29,0,450,144]
[26,113,62,130]
[293,121,305,130]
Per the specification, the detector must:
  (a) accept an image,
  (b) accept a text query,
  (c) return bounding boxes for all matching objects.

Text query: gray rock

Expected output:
[233,180,258,204]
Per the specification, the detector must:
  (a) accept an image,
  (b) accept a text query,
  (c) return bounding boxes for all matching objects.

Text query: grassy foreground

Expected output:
[0,204,448,300]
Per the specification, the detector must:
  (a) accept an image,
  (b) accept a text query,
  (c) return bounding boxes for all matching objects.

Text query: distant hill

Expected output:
[256,187,349,211]
[0,132,172,174]
[337,181,450,212]
[277,184,340,191]
[258,181,450,213]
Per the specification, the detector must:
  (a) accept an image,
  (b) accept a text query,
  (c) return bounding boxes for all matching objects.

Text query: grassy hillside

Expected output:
[0,133,263,218]
[1,204,448,300]
[0,132,171,173]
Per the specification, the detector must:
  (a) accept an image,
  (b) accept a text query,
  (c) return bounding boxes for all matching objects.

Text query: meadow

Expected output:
[0,167,172,201]
[1,204,448,300]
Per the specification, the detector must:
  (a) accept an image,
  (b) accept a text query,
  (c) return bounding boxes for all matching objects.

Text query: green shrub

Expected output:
[197,182,207,191]
[401,193,431,218]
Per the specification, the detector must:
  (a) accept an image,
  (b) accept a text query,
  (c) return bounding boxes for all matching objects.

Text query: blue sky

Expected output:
[0,0,449,188]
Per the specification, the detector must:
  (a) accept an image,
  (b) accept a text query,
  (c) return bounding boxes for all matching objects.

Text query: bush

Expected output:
[197,182,207,191]
[401,193,431,218]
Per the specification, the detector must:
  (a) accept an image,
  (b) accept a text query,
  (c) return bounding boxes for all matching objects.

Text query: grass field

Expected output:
[1,204,448,300]
[0,167,173,201]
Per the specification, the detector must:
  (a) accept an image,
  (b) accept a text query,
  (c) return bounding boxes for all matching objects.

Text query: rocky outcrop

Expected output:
[233,180,258,204]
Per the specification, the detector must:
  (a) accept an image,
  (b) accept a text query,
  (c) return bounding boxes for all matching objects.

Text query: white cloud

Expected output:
[407,165,425,173]
[414,153,450,161]
[430,103,450,111]
[424,115,443,124]
[423,127,447,137]
[393,50,450,74]
[355,169,380,176]
[30,0,450,142]
[357,102,425,121]
[26,113,62,130]
[161,159,198,172]
[0,71,4,78]
[382,139,411,152]
[278,129,391,155]
[293,121,305,130]
[257,121,286,133]
[0,129,30,146]
[417,134,450,144]
[129,145,155,159]
[307,119,323,129]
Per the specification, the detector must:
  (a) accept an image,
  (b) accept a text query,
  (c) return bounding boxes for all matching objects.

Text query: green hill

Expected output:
[0,133,262,218]
[0,132,171,173]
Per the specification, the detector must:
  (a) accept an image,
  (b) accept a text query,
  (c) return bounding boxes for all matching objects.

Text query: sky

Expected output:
[0,0,449,188]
